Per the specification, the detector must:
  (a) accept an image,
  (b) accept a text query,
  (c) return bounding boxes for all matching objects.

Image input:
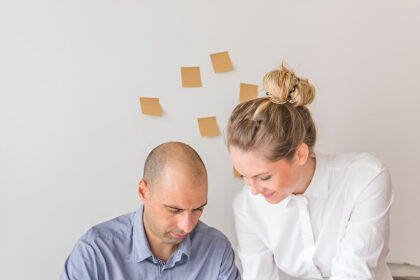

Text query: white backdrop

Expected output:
[1,1,420,279]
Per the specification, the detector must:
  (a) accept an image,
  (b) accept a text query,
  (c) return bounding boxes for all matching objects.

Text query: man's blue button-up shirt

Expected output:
[60,204,241,279]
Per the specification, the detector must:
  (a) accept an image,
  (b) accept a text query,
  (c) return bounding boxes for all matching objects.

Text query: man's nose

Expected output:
[178,211,194,233]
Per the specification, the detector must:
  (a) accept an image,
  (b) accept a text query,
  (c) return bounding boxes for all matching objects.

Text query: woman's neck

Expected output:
[294,156,316,195]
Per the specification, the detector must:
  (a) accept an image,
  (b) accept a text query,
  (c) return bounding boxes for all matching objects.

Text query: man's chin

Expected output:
[163,234,185,244]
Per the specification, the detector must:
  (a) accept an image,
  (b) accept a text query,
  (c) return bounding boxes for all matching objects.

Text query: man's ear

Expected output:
[295,143,309,166]
[138,178,149,203]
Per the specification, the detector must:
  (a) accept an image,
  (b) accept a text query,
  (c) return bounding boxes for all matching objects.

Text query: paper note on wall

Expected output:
[139,97,162,116]
[197,116,220,137]
[181,67,202,87]
[233,167,242,178]
[240,83,258,103]
[210,51,233,73]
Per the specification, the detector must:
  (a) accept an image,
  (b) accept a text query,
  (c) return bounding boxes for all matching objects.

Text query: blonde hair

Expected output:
[226,63,317,161]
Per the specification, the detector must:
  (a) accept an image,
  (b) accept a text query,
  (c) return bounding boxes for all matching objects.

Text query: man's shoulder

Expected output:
[81,211,136,244]
[191,220,231,246]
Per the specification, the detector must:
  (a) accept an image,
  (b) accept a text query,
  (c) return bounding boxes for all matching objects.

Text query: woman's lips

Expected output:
[262,191,275,198]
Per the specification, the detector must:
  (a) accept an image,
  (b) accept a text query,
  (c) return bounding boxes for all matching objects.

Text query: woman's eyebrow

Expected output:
[245,172,270,178]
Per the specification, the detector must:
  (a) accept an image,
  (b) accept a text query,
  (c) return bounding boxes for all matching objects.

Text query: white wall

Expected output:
[1,1,420,279]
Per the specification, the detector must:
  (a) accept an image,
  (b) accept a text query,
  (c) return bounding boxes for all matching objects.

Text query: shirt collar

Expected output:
[132,204,154,262]
[284,152,329,207]
[132,203,193,264]
[166,228,192,267]
[302,152,329,199]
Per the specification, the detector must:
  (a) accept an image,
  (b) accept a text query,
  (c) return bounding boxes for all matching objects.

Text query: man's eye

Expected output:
[260,175,272,181]
[169,209,181,213]
[194,207,204,212]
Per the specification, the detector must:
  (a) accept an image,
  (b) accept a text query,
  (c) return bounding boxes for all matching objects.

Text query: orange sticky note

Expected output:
[181,67,202,87]
[233,167,242,178]
[239,83,258,103]
[139,97,162,116]
[210,51,233,73]
[197,116,220,137]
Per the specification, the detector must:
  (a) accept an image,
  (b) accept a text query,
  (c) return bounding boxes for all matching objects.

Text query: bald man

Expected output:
[60,142,241,280]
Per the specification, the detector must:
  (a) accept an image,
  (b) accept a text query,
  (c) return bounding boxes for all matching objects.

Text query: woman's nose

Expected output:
[244,177,262,195]
[250,185,261,195]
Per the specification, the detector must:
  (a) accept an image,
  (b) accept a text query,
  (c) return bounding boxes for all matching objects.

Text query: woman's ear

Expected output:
[295,143,310,166]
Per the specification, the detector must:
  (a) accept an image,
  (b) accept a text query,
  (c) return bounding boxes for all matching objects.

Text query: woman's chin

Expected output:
[263,192,288,204]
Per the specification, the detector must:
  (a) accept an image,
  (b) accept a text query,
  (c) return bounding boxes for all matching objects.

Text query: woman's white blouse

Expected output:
[233,153,393,280]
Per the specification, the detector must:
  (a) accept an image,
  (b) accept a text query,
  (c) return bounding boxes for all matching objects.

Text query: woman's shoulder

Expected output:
[323,152,390,198]
[325,152,385,173]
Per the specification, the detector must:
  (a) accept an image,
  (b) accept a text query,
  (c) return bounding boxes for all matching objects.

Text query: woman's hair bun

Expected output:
[262,63,315,106]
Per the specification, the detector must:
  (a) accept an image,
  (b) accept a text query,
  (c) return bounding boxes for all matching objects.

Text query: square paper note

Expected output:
[210,51,233,73]
[197,116,220,137]
[233,167,242,178]
[239,83,258,103]
[181,67,202,87]
[139,97,162,116]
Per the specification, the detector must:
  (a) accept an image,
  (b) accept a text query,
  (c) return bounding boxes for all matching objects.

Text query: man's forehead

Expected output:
[155,181,207,206]
[161,161,207,184]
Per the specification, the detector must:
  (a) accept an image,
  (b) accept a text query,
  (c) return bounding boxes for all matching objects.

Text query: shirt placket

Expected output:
[152,256,167,278]
[295,196,323,279]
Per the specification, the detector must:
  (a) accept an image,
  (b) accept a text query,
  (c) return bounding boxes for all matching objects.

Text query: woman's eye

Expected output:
[260,175,272,181]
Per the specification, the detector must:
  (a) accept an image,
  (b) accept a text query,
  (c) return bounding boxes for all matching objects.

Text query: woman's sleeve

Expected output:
[233,193,280,280]
[329,168,393,279]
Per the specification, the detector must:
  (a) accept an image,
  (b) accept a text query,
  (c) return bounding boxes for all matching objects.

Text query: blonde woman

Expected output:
[226,64,393,279]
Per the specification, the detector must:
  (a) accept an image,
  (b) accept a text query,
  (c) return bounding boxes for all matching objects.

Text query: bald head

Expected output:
[143,142,207,190]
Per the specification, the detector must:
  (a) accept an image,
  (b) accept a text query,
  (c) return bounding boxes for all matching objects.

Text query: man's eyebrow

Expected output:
[164,202,208,211]
[195,202,207,209]
[165,205,183,210]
